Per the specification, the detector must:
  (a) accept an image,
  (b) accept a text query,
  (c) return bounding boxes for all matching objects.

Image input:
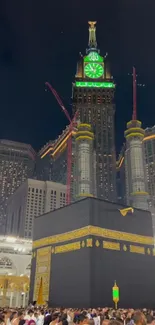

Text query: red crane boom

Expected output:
[45,82,78,205]
[45,82,72,123]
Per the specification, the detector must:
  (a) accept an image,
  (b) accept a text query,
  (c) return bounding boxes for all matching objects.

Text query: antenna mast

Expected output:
[132,67,137,120]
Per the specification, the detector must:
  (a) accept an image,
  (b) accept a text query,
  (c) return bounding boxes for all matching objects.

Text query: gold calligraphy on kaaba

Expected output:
[103,241,120,251]
[33,246,51,303]
[130,245,145,254]
[54,241,81,254]
[33,225,154,249]
[47,238,154,257]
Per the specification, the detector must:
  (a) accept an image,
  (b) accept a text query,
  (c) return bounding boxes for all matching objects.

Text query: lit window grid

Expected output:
[6,181,66,239]
[144,138,155,200]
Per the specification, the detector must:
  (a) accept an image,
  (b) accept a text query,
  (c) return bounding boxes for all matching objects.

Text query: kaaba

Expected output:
[30,197,155,308]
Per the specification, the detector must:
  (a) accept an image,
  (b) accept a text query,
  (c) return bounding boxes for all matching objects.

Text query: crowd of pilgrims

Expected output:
[0,308,154,325]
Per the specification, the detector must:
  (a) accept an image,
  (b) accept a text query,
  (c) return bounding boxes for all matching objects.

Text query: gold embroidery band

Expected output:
[54,241,81,254]
[50,240,154,256]
[33,225,153,249]
[130,245,145,255]
[103,241,120,251]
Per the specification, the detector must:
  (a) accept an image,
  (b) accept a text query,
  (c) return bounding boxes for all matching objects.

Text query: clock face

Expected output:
[84,63,104,79]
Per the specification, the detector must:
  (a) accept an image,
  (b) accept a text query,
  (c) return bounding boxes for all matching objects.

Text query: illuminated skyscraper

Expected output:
[143,126,155,207]
[36,126,69,185]
[6,179,66,239]
[0,140,35,231]
[38,22,116,202]
[36,126,76,201]
[73,22,116,201]
[124,68,149,210]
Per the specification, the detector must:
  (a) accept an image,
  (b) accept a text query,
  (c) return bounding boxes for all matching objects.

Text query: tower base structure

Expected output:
[30,198,155,308]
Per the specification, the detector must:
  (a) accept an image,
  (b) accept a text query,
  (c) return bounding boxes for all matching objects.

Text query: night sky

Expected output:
[0,0,154,155]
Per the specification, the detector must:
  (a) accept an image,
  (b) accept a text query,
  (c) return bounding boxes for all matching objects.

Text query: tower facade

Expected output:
[74,123,95,199]
[36,126,70,185]
[143,126,155,207]
[0,140,35,232]
[6,179,66,239]
[125,68,149,210]
[36,126,76,201]
[73,22,116,201]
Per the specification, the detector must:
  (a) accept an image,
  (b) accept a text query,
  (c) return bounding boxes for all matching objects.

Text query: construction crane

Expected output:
[45,82,78,205]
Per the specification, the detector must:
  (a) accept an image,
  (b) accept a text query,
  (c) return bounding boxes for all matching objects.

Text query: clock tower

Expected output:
[73,22,116,201]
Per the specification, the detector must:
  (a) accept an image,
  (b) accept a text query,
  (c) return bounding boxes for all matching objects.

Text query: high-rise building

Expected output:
[36,126,77,202]
[0,140,35,231]
[124,68,149,210]
[37,126,74,184]
[72,22,116,201]
[143,127,155,240]
[37,22,116,202]
[143,126,155,207]
[6,179,66,239]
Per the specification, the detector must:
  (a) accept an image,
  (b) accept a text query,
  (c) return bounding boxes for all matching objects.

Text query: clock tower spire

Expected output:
[88,21,97,50]
[73,22,117,202]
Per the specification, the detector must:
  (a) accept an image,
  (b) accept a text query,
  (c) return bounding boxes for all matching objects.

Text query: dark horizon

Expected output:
[0,0,154,155]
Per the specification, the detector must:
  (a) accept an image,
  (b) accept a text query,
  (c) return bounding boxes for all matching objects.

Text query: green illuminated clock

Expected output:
[84,63,104,79]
